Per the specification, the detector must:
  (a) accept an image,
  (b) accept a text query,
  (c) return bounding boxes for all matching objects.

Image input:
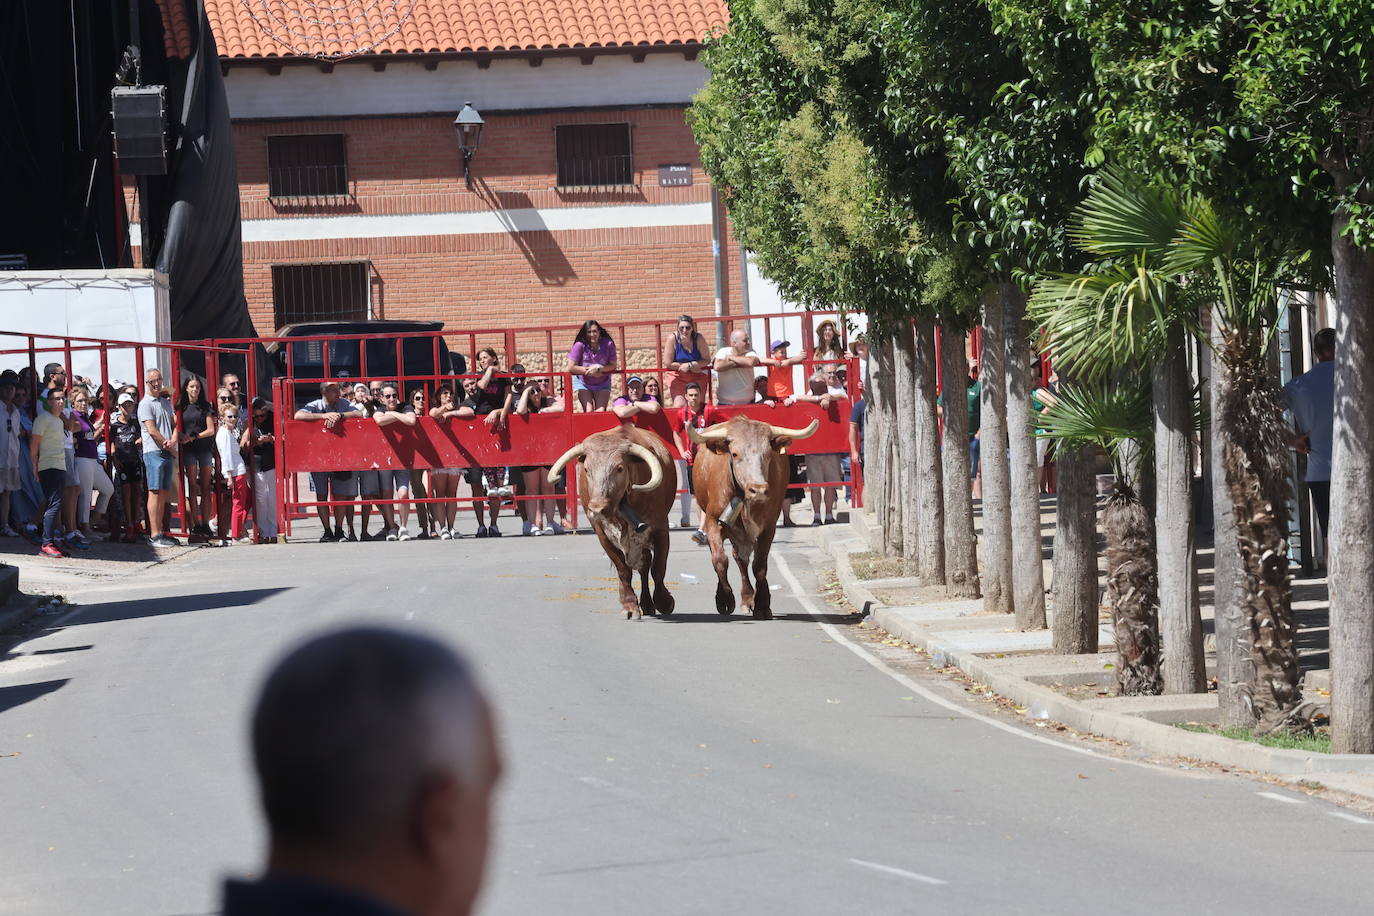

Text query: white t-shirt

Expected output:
[714,347,759,406]
[216,425,247,479]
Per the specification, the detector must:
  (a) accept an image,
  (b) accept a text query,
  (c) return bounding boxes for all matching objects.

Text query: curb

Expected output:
[816,515,1374,791]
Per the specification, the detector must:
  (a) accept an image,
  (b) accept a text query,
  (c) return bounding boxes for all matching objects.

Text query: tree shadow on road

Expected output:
[0,678,67,716]
[657,610,860,625]
[64,587,292,626]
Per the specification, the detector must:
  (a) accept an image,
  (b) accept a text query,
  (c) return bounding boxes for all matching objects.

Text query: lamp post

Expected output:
[454,101,484,189]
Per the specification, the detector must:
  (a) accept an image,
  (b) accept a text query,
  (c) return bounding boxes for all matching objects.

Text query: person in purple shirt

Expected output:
[565,319,618,412]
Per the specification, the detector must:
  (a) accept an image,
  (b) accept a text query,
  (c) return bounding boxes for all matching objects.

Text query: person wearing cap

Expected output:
[761,339,806,404]
[294,381,365,542]
[111,390,145,540]
[611,375,661,425]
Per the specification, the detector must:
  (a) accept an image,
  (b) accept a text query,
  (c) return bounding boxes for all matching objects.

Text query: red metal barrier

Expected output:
[2,313,865,543]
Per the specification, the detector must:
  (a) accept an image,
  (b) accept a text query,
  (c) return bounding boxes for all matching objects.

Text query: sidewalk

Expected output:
[816,508,1374,805]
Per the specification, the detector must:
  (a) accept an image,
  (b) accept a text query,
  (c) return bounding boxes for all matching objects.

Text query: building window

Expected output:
[555,124,634,188]
[267,134,349,199]
[271,262,370,328]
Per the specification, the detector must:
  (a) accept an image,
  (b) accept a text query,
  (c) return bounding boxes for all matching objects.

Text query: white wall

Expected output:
[224,54,709,120]
[0,270,171,384]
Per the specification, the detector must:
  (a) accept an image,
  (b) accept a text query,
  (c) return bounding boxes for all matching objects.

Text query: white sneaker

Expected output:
[385,529,399,542]
[531,527,543,536]
[398,528,412,542]
[439,528,453,540]
[492,485,514,498]
[542,525,556,536]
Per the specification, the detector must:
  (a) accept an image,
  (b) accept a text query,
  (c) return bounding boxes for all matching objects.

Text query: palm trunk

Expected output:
[1051,366,1099,653]
[1209,318,1256,727]
[1103,480,1163,695]
[1003,283,1047,630]
[1221,333,1303,734]
[939,323,980,598]
[893,322,920,574]
[1329,221,1374,753]
[1153,330,1206,693]
[913,319,945,586]
[980,292,1014,614]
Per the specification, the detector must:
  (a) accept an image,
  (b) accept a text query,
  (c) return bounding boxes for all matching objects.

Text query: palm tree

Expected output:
[1033,169,1316,734]
[1037,383,1163,695]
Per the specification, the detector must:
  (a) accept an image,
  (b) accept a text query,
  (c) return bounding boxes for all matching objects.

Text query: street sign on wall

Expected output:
[657,164,693,187]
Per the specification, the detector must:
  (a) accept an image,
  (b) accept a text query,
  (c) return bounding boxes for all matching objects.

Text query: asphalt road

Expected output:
[1,527,1371,915]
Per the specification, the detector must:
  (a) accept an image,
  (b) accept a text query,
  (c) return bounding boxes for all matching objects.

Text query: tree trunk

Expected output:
[1050,368,1100,654]
[1220,332,1303,734]
[1003,283,1047,630]
[1329,221,1374,753]
[980,292,1014,614]
[1209,318,1256,728]
[865,336,888,537]
[1153,330,1206,693]
[913,319,945,586]
[893,322,920,574]
[1103,482,1164,695]
[875,337,901,557]
[939,324,980,598]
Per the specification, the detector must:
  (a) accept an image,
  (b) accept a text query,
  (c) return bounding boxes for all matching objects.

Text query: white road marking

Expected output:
[847,858,948,886]
[1328,810,1373,824]
[1256,791,1305,805]
[578,776,615,789]
[772,551,1127,762]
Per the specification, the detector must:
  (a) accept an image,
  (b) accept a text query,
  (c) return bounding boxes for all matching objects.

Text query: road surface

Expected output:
[0,528,1369,915]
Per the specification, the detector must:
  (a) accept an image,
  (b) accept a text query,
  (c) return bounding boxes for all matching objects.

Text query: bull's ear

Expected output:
[771,436,793,454]
[703,438,731,453]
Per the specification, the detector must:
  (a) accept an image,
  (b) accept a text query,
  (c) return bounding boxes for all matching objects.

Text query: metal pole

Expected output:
[711,184,727,350]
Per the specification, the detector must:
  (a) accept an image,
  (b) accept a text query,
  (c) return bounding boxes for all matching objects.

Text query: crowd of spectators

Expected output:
[0,318,863,555]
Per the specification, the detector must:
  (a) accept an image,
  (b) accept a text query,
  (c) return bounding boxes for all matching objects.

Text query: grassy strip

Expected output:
[1176,722,1332,754]
[848,552,907,580]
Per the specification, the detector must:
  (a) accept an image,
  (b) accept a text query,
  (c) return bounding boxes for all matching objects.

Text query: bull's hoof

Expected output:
[623,604,642,620]
[715,589,736,615]
[750,606,773,620]
[654,589,675,617]
[639,600,658,617]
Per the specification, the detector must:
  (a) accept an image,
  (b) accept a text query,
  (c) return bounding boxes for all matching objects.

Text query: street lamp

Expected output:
[454,101,484,189]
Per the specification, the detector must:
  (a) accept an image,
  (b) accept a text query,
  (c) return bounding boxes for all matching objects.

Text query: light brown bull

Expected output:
[688,416,819,619]
[550,426,677,620]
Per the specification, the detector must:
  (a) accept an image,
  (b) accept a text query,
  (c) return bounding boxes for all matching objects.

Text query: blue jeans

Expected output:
[39,467,64,543]
[969,436,981,479]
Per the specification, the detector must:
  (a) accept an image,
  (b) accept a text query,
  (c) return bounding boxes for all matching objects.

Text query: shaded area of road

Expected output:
[0,529,1366,915]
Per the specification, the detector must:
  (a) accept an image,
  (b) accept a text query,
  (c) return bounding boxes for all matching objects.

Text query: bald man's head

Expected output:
[252,628,498,852]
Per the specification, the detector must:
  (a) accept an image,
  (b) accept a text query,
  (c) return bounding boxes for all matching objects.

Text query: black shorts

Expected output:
[685,463,695,496]
[116,459,144,484]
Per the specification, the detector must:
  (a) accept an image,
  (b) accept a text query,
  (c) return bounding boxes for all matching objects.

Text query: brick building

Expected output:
[183,0,769,368]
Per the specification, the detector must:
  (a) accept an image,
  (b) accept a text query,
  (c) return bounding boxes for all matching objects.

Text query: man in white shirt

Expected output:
[712,329,760,406]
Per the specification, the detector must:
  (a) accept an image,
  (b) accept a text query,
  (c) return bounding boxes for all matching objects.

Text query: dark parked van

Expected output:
[267,320,467,408]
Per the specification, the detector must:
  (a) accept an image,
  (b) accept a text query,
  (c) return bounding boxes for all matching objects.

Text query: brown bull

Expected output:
[549,426,677,620]
[689,416,819,619]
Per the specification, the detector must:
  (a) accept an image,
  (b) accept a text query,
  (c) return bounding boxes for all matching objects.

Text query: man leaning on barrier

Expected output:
[294,381,365,543]
[222,627,503,916]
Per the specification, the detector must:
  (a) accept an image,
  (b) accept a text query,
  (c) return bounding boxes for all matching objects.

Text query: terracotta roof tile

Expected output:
[209,0,727,59]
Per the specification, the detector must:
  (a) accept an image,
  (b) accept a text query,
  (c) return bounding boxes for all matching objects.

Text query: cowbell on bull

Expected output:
[688,415,819,619]
[549,426,677,620]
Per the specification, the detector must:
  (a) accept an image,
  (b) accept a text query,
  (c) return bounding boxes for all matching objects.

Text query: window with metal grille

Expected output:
[268,134,349,198]
[271,262,370,328]
[555,123,634,188]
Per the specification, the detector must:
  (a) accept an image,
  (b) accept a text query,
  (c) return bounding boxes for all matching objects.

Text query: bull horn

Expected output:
[768,419,820,440]
[685,422,730,444]
[625,442,664,492]
[548,443,586,484]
